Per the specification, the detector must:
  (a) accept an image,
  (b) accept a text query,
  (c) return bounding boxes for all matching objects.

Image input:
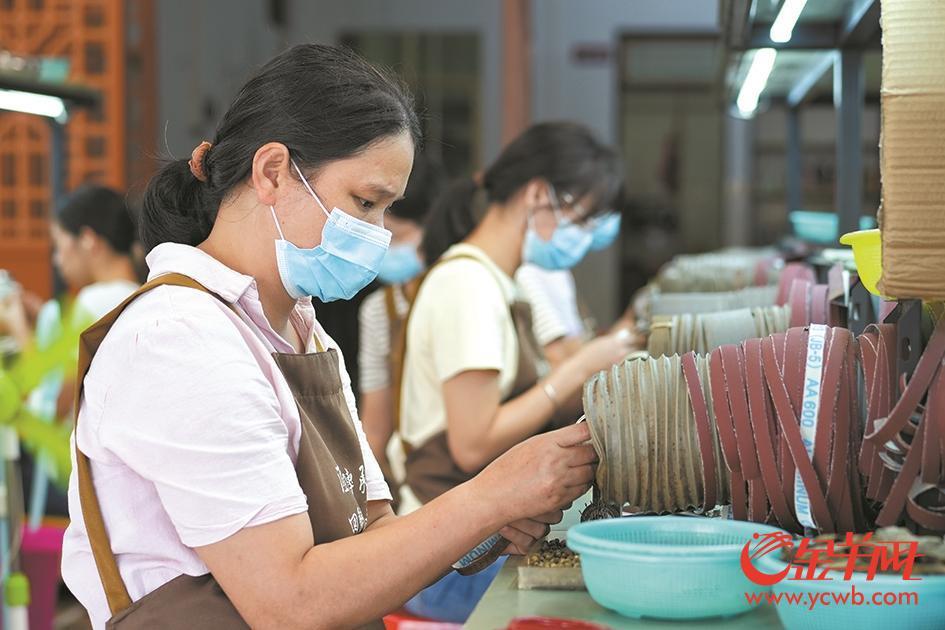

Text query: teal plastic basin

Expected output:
[758,554,945,630]
[789,210,876,245]
[566,516,788,620]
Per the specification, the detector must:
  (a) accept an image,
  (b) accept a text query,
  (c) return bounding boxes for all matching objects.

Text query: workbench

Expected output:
[466,555,782,629]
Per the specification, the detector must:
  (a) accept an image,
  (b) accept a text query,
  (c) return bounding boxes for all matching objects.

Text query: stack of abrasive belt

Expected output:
[647,305,791,358]
[648,286,779,319]
[584,319,945,535]
[776,262,835,329]
[645,262,836,340]
[583,354,730,514]
[640,263,828,326]
[859,319,945,532]
[654,250,781,293]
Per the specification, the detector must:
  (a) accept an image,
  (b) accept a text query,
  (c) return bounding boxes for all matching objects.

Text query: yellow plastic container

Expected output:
[839,229,885,297]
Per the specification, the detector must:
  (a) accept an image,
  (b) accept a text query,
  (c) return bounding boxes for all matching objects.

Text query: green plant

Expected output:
[0,304,88,488]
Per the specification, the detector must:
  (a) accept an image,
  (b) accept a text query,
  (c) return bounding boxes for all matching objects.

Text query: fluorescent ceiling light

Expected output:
[736,48,778,117]
[770,0,809,43]
[0,89,67,122]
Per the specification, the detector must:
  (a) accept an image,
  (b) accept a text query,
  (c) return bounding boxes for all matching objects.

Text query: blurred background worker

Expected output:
[396,122,634,622]
[0,185,140,385]
[50,186,141,324]
[0,186,137,351]
[358,152,446,507]
[1,186,141,521]
[517,205,638,367]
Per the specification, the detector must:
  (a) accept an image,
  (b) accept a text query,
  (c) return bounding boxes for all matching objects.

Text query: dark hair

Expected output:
[389,152,446,224]
[141,44,421,252]
[420,122,622,263]
[55,185,136,255]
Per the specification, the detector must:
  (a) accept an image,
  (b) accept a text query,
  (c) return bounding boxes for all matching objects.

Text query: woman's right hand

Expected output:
[473,422,597,524]
[571,329,637,378]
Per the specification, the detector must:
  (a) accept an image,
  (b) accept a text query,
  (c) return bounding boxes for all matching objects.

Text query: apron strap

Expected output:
[75,273,230,617]
[383,285,398,326]
[391,253,485,443]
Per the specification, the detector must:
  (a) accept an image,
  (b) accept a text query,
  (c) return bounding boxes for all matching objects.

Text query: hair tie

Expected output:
[189,141,212,182]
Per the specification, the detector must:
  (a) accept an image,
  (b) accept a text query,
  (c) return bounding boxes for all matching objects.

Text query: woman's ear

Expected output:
[77,226,99,252]
[251,142,292,207]
[521,178,554,211]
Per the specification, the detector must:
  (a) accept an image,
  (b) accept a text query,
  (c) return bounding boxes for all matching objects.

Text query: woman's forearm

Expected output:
[281,481,505,628]
[542,336,584,368]
[448,357,590,472]
[359,387,394,464]
[462,387,559,469]
[203,424,595,630]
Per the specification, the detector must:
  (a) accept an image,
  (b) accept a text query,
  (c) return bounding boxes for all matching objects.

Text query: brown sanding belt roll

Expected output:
[584,319,945,535]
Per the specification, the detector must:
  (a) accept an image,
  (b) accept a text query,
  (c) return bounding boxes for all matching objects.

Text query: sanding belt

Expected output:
[592,260,943,533]
[676,319,945,534]
[858,318,945,531]
[670,263,844,533]
[682,326,863,534]
[774,262,833,329]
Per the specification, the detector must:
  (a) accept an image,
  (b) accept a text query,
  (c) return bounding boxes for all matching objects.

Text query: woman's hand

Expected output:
[500,510,564,555]
[570,329,637,379]
[0,287,33,348]
[472,422,597,526]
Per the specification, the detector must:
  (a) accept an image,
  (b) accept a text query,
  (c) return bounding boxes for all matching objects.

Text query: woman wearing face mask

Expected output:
[53,186,141,320]
[396,122,634,622]
[516,202,636,367]
[61,45,596,630]
[7,186,141,521]
[357,153,445,507]
[0,186,140,351]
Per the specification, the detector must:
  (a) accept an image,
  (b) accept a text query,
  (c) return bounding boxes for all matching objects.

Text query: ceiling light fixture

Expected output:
[736,48,778,117]
[0,89,67,122]
[770,0,810,43]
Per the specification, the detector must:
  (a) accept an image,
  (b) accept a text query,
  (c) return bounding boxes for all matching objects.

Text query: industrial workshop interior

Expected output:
[1,0,944,628]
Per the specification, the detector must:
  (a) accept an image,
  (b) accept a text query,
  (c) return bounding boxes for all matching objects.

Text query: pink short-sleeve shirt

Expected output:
[62,243,390,629]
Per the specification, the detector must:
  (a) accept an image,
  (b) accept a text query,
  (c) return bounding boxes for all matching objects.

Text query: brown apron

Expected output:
[74,273,383,629]
[399,255,574,506]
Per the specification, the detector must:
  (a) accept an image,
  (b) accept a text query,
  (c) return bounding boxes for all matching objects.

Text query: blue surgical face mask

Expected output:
[376,243,423,285]
[271,160,392,302]
[588,212,621,251]
[522,185,593,271]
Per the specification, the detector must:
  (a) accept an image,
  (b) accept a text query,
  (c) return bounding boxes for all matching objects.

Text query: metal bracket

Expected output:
[847,280,876,336]
[884,299,924,382]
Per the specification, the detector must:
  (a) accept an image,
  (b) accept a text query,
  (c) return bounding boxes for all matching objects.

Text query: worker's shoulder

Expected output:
[425,255,497,291]
[106,283,244,350]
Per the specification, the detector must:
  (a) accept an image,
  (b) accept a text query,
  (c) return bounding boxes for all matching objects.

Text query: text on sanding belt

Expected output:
[795,324,827,529]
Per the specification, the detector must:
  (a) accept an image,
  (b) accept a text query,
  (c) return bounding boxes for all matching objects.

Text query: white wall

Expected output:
[156,0,281,160]
[531,0,719,322]
[284,0,504,164]
[155,0,720,322]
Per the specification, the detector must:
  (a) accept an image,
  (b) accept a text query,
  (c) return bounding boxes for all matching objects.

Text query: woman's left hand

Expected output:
[499,510,564,555]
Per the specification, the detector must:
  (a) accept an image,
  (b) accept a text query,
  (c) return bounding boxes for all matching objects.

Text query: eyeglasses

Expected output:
[548,186,593,226]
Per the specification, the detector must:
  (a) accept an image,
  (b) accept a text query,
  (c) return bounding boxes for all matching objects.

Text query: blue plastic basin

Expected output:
[566,516,787,620]
[789,210,876,245]
[758,554,945,630]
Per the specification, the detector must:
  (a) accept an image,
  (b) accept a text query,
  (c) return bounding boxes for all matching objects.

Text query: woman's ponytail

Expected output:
[140,158,215,251]
[420,176,482,264]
